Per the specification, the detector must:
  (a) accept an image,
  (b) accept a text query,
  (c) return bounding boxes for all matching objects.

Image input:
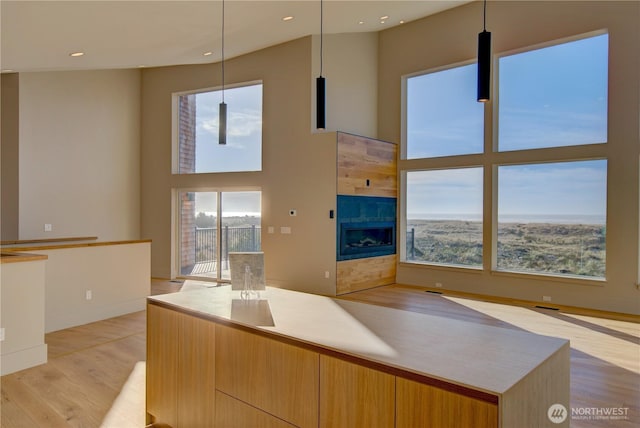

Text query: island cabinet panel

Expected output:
[177,313,216,427]
[146,304,179,427]
[337,132,397,198]
[146,304,216,428]
[215,391,297,428]
[319,355,395,428]
[215,324,320,428]
[395,377,498,428]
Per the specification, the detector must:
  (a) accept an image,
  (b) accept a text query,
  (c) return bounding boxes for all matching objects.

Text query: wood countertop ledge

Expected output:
[0,252,48,264]
[0,239,151,253]
[148,285,569,400]
[0,236,98,245]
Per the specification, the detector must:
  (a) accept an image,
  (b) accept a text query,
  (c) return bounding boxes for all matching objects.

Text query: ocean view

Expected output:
[408,213,605,225]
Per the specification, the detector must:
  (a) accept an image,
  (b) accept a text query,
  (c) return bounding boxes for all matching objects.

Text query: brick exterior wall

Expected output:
[179,95,197,273]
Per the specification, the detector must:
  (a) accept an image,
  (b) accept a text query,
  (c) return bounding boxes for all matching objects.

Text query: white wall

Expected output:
[23,242,151,333]
[311,32,379,138]
[18,70,141,241]
[0,258,47,374]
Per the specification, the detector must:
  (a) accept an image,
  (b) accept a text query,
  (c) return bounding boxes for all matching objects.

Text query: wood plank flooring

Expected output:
[1,279,638,427]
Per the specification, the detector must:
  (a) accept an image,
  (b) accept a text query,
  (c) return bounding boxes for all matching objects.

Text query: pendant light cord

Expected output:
[483,0,487,31]
[320,0,323,77]
[221,0,225,102]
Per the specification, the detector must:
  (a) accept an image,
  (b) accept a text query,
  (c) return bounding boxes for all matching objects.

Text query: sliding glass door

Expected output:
[178,190,261,281]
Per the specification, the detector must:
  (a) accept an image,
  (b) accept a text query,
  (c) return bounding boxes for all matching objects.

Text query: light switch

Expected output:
[280,226,291,234]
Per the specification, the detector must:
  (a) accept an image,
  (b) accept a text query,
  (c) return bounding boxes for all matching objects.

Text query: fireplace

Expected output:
[337,195,396,261]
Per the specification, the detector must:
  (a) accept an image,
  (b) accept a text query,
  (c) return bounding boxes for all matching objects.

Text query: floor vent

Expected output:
[535,305,559,311]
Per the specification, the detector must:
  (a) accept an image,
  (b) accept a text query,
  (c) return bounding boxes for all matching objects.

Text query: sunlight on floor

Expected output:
[100,361,146,428]
[442,296,640,374]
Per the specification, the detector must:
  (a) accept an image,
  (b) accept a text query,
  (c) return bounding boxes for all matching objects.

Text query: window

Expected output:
[405,168,483,267]
[406,63,484,158]
[178,190,261,281]
[498,34,608,151]
[176,83,262,173]
[497,161,607,277]
[402,32,608,280]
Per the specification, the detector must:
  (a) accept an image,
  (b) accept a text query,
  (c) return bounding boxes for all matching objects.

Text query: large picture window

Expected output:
[497,160,607,278]
[498,33,608,151]
[176,83,262,174]
[405,63,484,158]
[405,168,483,267]
[402,32,608,280]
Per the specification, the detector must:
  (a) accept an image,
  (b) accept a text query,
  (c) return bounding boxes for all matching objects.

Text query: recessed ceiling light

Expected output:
[380,20,386,24]
[380,15,389,20]
[358,20,364,25]
[69,52,84,57]
[203,51,213,56]
[282,16,294,21]
[400,20,405,24]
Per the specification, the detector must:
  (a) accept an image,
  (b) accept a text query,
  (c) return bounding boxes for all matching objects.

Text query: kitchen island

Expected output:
[146,285,569,427]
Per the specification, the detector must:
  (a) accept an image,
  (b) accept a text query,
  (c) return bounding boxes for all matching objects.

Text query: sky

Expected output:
[191,191,261,217]
[406,33,608,222]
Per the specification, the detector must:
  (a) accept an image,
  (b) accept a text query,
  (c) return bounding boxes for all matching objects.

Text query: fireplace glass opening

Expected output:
[338,222,396,260]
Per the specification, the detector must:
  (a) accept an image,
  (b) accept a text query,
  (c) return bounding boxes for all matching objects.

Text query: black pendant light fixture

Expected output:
[219,0,227,144]
[477,0,491,102]
[316,0,326,130]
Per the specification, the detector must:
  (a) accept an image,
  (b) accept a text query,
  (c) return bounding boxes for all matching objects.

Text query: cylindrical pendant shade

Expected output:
[477,30,491,102]
[316,76,326,130]
[219,101,227,145]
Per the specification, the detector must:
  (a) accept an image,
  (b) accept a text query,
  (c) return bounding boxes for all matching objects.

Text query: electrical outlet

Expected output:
[435,282,443,288]
[324,271,330,279]
[543,295,552,302]
[85,290,92,300]
[44,223,52,232]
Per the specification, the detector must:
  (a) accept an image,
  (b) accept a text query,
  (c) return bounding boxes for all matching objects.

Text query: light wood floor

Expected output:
[1,280,638,427]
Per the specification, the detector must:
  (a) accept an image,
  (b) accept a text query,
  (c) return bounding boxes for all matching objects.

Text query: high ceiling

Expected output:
[1,1,471,73]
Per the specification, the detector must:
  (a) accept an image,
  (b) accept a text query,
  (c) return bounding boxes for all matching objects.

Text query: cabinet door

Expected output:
[215,391,296,428]
[177,313,216,427]
[216,324,319,428]
[396,377,498,428]
[146,304,179,427]
[319,355,395,428]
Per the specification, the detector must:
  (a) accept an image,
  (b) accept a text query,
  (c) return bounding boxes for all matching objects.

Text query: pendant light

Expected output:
[477,0,491,102]
[316,0,326,130]
[219,0,227,144]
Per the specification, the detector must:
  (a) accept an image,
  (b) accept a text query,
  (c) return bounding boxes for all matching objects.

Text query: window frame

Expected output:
[400,30,609,283]
[172,80,264,175]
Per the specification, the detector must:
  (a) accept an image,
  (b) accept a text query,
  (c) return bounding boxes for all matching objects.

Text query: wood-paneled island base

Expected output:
[146,286,570,428]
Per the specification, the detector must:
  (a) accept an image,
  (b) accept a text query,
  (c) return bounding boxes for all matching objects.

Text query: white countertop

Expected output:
[148,285,569,397]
